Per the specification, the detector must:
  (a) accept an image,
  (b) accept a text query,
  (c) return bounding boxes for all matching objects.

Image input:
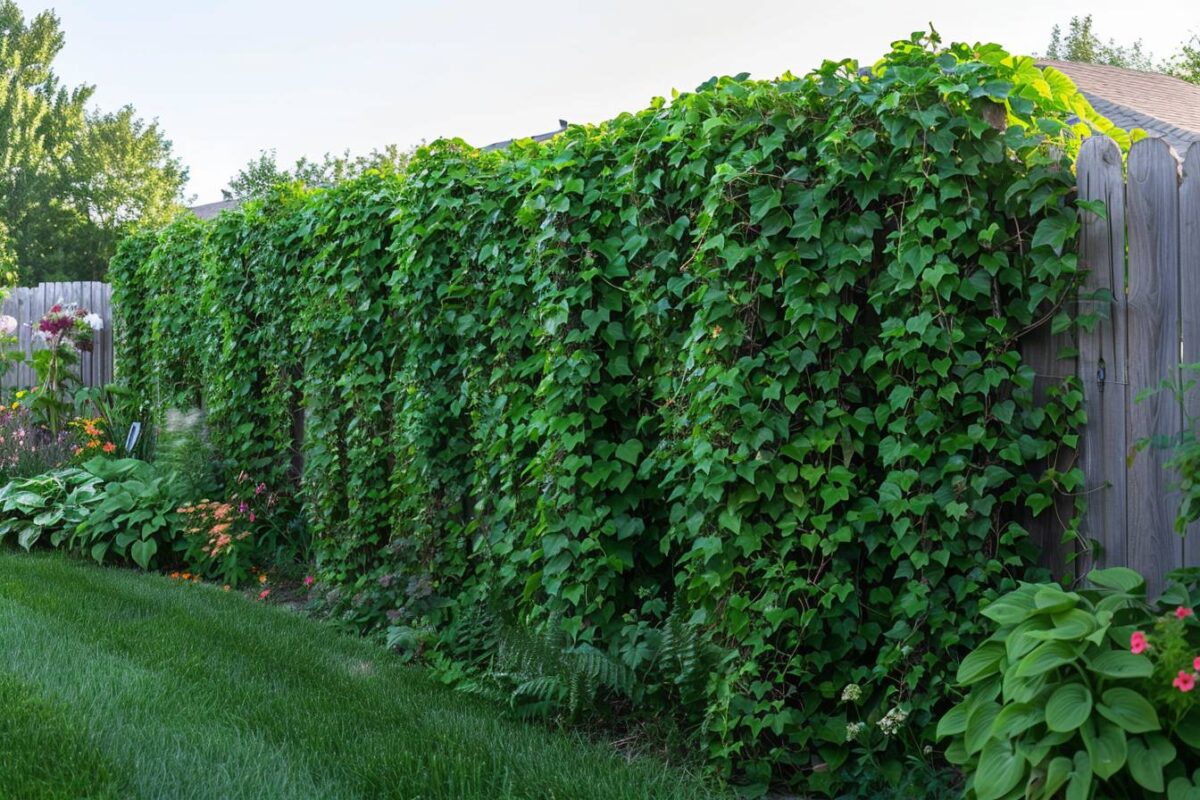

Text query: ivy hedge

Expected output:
[109,34,1105,794]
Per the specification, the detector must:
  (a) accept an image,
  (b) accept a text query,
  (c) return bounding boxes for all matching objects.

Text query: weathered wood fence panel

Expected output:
[1182,143,1200,555]
[0,282,113,390]
[1040,137,1200,595]
[1075,135,1128,578]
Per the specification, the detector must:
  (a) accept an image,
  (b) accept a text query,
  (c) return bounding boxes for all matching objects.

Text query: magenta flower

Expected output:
[1131,631,1149,654]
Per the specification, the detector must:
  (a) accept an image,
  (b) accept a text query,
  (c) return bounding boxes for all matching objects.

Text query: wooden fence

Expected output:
[0,282,114,390]
[1028,135,1200,595]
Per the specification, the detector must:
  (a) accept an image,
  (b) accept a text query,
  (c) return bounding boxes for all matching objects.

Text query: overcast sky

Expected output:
[42,0,1199,203]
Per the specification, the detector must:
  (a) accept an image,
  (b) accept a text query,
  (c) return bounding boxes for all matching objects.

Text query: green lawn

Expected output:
[0,552,720,800]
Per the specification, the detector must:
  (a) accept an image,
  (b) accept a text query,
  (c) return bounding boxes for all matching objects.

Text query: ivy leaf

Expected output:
[614,440,644,465]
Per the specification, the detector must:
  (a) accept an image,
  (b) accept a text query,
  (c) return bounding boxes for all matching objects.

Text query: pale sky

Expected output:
[41,0,1200,203]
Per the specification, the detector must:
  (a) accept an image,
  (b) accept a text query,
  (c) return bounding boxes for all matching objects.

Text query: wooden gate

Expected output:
[1028,135,1200,595]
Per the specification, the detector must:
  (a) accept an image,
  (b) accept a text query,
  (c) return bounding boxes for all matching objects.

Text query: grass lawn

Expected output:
[0,551,720,800]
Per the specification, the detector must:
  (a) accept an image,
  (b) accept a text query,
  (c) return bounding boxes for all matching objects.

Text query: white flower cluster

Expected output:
[840,683,863,703]
[878,707,909,736]
[845,721,865,741]
[0,315,16,336]
[83,312,103,331]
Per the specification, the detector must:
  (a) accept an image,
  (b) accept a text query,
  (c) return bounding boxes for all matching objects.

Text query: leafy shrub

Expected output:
[107,33,1113,793]
[941,568,1200,799]
[71,458,188,569]
[0,466,104,549]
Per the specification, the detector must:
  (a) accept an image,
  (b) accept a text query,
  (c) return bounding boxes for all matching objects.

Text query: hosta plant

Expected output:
[941,567,1200,799]
[71,458,188,569]
[0,466,104,549]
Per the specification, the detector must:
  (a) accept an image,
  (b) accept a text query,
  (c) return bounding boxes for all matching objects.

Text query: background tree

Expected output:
[1,1,188,283]
[222,146,410,200]
[1045,15,1199,84]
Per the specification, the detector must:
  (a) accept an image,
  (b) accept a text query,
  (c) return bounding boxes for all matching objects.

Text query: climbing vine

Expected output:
[110,33,1110,794]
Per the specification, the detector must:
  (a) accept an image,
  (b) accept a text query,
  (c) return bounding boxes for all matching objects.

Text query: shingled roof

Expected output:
[188,199,242,220]
[482,120,569,152]
[1038,59,1200,157]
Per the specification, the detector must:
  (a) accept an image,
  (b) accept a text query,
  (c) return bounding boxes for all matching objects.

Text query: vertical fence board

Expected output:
[1126,138,1183,595]
[1183,143,1200,556]
[1076,136,1129,576]
[1,282,114,391]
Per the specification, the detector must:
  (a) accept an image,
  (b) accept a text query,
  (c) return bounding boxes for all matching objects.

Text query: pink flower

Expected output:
[258,589,270,600]
[303,575,314,587]
[239,501,248,514]
[1176,671,1197,693]
[1178,607,1195,620]
[1193,656,1200,672]
[255,482,266,496]
[1131,631,1149,654]
[248,512,256,523]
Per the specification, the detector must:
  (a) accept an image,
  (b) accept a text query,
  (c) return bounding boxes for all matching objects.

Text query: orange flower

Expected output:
[102,442,116,453]
[258,574,268,585]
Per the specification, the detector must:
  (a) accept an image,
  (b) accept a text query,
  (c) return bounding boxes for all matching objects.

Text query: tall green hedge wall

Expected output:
[110,36,1098,794]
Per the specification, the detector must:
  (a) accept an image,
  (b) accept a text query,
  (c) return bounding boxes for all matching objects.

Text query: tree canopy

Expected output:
[222,146,410,201]
[1045,15,1200,84]
[0,1,188,283]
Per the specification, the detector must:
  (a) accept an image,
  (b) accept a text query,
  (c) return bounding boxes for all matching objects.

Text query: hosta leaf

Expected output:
[1042,755,1072,798]
[1025,608,1095,641]
[990,702,1043,739]
[1015,640,1078,677]
[966,700,1002,755]
[1081,719,1126,780]
[130,538,157,570]
[937,701,970,739]
[1098,687,1160,734]
[1087,567,1144,594]
[958,642,1006,685]
[1127,734,1175,792]
[1046,683,1092,732]
[974,738,1026,800]
[1066,750,1092,800]
[1088,650,1153,678]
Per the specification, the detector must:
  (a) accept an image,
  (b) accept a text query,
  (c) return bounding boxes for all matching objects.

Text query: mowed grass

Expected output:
[0,552,720,800]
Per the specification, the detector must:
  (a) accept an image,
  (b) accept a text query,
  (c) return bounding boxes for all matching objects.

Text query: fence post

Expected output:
[1126,138,1184,596]
[1182,143,1200,555]
[1075,136,1129,577]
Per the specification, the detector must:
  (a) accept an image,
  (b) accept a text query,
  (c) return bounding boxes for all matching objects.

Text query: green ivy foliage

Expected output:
[109,34,1099,794]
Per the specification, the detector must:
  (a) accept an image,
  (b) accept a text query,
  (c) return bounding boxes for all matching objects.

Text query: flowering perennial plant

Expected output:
[178,472,279,587]
[32,302,103,352]
[0,404,77,479]
[68,417,116,460]
[27,302,104,432]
